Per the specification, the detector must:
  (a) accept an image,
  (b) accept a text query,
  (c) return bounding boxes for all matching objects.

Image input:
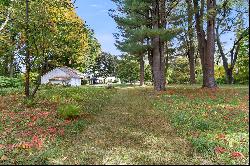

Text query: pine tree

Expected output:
[111,0,180,91]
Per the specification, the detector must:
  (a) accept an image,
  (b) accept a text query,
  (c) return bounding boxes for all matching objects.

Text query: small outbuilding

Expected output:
[41,66,86,86]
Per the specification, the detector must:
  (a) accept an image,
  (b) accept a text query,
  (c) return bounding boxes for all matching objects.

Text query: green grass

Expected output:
[154,85,249,165]
[0,86,116,164]
[0,85,248,165]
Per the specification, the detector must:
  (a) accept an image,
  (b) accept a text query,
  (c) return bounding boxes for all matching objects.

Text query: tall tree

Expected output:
[193,0,217,88]
[111,0,180,91]
[89,52,118,79]
[186,0,196,84]
[215,0,249,84]
[0,0,101,97]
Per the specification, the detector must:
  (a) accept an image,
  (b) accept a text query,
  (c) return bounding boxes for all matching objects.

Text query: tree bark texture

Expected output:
[152,0,166,91]
[187,0,196,84]
[193,0,217,88]
[205,0,217,88]
[25,0,31,97]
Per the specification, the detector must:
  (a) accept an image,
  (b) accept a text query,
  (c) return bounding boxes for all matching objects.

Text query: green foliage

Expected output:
[234,35,249,84]
[144,65,152,82]
[81,79,88,85]
[190,136,218,154]
[0,87,22,96]
[167,57,190,84]
[0,76,22,88]
[89,52,118,78]
[117,55,140,83]
[214,65,226,84]
[57,104,81,119]
[22,98,36,107]
[0,0,101,94]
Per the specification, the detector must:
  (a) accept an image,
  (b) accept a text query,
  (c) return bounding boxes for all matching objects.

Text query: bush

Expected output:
[57,104,81,119]
[0,76,22,88]
[81,79,88,85]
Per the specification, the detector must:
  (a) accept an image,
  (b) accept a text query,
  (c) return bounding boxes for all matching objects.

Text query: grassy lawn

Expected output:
[0,85,249,164]
[154,85,249,165]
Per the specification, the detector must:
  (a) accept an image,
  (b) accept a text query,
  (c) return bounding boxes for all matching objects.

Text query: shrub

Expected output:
[0,76,22,88]
[57,104,81,119]
[23,98,36,107]
[81,79,88,85]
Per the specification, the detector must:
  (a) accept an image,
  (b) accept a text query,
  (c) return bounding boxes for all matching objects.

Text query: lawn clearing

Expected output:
[154,85,249,165]
[0,85,249,165]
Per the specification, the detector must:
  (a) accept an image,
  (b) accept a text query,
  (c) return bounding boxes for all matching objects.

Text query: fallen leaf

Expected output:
[231,152,244,158]
[1,155,8,161]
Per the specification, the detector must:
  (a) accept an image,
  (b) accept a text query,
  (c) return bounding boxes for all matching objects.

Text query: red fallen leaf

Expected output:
[48,127,57,134]
[58,128,65,136]
[32,135,39,142]
[223,116,230,120]
[214,147,226,154]
[31,135,43,149]
[217,133,226,140]
[38,112,50,117]
[28,122,34,127]
[64,119,71,124]
[20,130,33,137]
[0,144,4,149]
[231,152,244,158]
[31,115,37,122]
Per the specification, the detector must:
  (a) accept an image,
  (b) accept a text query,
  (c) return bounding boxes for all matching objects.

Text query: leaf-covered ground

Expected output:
[0,85,249,165]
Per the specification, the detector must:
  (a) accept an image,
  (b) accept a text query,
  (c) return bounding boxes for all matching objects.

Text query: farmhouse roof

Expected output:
[58,66,85,79]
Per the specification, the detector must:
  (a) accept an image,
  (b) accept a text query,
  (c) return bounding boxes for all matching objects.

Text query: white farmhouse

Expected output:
[41,66,86,86]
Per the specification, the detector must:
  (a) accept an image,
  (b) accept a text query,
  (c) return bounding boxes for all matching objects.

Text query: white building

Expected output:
[41,66,86,86]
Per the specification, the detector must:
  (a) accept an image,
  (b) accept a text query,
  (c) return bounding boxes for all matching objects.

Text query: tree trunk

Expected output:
[3,56,9,76]
[152,0,166,91]
[188,48,196,84]
[9,53,14,77]
[226,68,234,84]
[194,0,216,88]
[147,38,154,83]
[204,0,217,88]
[216,26,230,84]
[139,54,145,86]
[187,0,196,84]
[25,0,30,97]
[194,0,206,86]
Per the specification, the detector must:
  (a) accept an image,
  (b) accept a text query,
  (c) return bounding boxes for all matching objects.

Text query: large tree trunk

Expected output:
[25,0,30,97]
[187,0,196,84]
[139,54,145,86]
[204,0,217,88]
[152,36,165,91]
[194,0,216,88]
[152,0,166,91]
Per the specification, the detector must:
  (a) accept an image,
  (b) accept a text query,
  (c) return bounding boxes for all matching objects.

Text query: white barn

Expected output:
[41,66,86,86]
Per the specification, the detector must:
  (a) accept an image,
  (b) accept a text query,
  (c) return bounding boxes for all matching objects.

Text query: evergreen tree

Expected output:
[111,0,180,91]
